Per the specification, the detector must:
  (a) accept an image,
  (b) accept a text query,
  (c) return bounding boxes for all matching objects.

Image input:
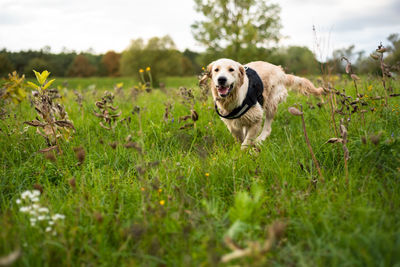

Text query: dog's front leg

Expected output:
[226,123,244,143]
[241,122,262,149]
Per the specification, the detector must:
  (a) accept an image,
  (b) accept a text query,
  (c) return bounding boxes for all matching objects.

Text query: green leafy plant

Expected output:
[24,70,75,152]
[1,71,26,104]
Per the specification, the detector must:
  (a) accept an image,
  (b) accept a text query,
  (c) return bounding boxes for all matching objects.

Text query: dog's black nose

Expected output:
[217,76,227,85]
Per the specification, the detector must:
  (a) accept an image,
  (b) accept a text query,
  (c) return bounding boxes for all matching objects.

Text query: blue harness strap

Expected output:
[215,67,264,120]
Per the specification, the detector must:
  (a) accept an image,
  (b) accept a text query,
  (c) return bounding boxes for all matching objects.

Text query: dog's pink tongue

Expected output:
[218,87,229,95]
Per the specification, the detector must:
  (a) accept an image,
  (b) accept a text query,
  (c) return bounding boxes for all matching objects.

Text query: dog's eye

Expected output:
[229,68,234,72]
[214,68,219,72]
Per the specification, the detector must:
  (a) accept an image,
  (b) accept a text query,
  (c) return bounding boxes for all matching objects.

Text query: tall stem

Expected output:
[301,113,324,182]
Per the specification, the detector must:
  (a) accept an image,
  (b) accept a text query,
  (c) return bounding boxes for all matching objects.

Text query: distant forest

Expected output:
[0,34,399,82]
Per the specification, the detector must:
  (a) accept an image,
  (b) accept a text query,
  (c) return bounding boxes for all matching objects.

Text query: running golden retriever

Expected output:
[200,58,323,149]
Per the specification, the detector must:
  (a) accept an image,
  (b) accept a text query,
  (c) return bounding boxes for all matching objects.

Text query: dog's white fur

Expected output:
[200,58,323,149]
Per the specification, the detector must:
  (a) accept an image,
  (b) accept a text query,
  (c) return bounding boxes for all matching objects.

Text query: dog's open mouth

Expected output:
[217,84,234,97]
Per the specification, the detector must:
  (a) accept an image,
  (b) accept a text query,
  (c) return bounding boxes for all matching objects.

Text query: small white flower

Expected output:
[38,215,46,221]
[21,191,31,200]
[31,222,36,226]
[16,199,22,205]
[48,220,55,225]
[32,204,40,210]
[19,206,29,213]
[31,197,39,202]
[52,214,65,220]
[32,190,41,197]
[30,218,37,224]
[38,207,49,213]
[45,227,52,232]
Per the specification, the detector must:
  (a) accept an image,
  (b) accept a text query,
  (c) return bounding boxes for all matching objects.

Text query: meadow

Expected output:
[0,71,399,266]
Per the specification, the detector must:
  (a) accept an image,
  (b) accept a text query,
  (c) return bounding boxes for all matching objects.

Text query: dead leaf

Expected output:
[288,107,303,116]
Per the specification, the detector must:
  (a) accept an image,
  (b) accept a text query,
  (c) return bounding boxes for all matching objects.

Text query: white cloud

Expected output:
[0,0,398,55]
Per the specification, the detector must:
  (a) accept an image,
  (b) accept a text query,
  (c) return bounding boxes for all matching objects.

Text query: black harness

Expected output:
[215,67,264,119]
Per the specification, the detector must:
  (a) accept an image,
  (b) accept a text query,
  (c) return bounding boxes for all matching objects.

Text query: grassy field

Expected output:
[1,74,400,266]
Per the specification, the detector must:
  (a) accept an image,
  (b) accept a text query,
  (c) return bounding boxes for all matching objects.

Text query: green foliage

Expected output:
[283,46,320,74]
[23,58,49,76]
[229,183,264,224]
[1,71,26,104]
[0,53,14,77]
[120,36,195,85]
[192,0,282,60]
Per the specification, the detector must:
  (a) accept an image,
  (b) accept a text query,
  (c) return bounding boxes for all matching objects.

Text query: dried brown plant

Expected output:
[93,91,121,130]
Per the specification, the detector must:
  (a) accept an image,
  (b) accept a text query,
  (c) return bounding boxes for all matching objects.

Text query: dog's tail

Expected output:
[284,74,324,96]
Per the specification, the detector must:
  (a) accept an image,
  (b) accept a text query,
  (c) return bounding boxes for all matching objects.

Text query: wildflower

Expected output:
[52,214,65,220]
[16,199,21,204]
[158,189,162,193]
[45,227,52,232]
[19,207,29,213]
[139,69,144,73]
[159,200,165,205]
[202,66,205,71]
[146,67,151,72]
[37,215,46,221]
[38,207,49,213]
[205,173,210,177]
[21,191,31,200]
[48,220,55,225]
[140,187,145,191]
[212,157,216,161]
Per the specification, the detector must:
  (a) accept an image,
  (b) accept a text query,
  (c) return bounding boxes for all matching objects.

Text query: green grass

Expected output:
[1,75,400,266]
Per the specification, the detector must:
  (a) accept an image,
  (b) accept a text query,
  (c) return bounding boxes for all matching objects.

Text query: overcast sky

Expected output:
[0,0,399,57]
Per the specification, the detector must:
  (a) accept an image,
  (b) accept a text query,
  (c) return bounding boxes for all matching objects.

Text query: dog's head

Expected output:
[200,58,245,98]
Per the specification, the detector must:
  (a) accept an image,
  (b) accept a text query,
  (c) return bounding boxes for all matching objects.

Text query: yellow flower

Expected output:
[212,157,216,161]
[205,173,210,177]
[140,187,145,191]
[139,69,144,73]
[159,200,165,205]
[367,85,373,91]
[158,188,162,193]
[202,66,205,71]
[146,67,151,72]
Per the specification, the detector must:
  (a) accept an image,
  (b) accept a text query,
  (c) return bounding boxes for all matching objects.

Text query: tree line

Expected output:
[1,35,398,81]
[0,0,399,82]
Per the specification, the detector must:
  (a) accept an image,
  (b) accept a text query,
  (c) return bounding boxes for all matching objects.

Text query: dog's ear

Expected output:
[199,62,213,87]
[238,65,245,87]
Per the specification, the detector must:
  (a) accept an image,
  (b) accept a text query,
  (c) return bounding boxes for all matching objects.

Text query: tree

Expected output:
[120,35,192,84]
[0,53,14,77]
[283,46,319,75]
[386,33,400,71]
[67,54,97,77]
[102,51,121,76]
[24,58,49,76]
[191,0,282,61]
